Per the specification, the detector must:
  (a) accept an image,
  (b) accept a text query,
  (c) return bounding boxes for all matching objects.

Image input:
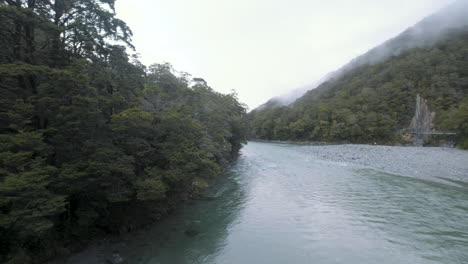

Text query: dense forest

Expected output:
[249,12,468,148]
[0,0,247,262]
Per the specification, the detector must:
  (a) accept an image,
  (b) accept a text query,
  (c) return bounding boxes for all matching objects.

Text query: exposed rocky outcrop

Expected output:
[410,94,436,145]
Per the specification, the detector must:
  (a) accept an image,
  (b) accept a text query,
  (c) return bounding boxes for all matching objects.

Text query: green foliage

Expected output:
[250,32,468,146]
[135,172,167,202]
[438,98,468,148]
[0,132,66,237]
[0,1,248,261]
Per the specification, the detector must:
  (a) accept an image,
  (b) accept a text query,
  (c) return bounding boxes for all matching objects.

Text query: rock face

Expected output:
[410,94,435,145]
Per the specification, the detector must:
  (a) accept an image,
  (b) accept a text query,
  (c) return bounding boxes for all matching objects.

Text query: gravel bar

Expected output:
[296,144,468,184]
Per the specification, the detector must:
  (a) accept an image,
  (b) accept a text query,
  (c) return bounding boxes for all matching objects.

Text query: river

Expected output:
[65,141,468,264]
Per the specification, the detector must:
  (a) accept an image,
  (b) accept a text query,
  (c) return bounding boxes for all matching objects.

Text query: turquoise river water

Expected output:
[67,141,468,264]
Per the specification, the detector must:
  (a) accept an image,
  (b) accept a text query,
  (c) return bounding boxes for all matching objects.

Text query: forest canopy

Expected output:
[0,1,247,262]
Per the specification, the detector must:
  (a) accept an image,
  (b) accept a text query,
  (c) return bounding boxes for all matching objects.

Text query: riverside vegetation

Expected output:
[249,2,468,148]
[0,0,247,262]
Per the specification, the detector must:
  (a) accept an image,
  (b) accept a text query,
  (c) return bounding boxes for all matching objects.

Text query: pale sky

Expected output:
[115,0,454,109]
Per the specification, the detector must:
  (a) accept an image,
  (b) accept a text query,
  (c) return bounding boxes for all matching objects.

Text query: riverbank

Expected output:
[52,142,468,264]
[291,143,468,184]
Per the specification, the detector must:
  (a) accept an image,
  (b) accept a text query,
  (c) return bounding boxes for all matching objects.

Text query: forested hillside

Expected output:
[0,1,247,262]
[249,5,468,148]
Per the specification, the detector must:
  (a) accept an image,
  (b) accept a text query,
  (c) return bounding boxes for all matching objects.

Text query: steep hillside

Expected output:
[256,0,468,110]
[250,2,468,147]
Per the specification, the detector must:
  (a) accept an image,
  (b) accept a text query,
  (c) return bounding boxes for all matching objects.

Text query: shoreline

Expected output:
[256,141,468,185]
[249,139,458,148]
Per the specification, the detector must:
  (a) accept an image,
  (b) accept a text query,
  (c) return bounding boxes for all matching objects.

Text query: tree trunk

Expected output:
[51,0,64,67]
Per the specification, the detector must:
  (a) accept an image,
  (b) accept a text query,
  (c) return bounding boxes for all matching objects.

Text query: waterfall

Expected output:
[410,94,435,145]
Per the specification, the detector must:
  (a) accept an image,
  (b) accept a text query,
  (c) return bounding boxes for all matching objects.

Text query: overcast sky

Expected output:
[115,0,454,109]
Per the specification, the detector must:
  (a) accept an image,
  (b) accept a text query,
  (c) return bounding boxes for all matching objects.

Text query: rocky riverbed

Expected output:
[294,144,468,184]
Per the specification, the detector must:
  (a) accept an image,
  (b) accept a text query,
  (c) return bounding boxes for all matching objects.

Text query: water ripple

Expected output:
[65,142,468,264]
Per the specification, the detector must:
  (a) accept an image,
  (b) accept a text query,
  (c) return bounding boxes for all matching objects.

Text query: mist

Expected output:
[116,0,461,110]
[334,0,468,77]
[261,0,468,110]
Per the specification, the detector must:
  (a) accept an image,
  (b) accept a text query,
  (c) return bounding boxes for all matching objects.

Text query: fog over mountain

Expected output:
[256,79,324,110]
[257,0,468,111]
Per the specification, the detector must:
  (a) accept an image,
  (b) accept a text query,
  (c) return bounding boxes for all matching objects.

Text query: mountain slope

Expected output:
[250,1,468,147]
[256,0,468,109]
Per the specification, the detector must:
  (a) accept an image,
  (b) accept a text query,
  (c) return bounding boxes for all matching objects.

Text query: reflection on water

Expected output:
[67,142,468,264]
